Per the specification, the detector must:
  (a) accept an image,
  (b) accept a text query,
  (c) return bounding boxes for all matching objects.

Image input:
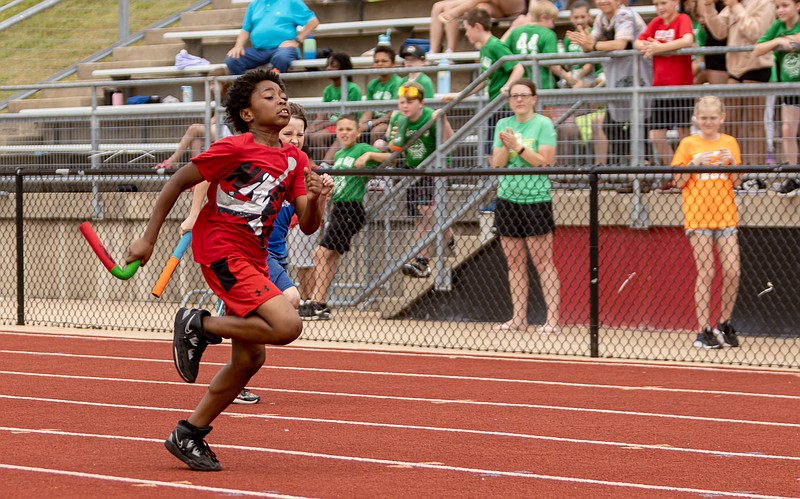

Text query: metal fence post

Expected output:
[589,169,599,357]
[15,169,24,326]
[118,0,130,44]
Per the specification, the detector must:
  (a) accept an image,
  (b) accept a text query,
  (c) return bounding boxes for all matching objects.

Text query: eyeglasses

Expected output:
[508,93,534,100]
[398,86,422,99]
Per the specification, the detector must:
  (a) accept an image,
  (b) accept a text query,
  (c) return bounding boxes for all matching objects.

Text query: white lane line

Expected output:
[2,370,798,430]
[1,395,798,461]
[2,329,796,376]
[0,427,794,499]
[0,463,311,498]
[2,349,798,401]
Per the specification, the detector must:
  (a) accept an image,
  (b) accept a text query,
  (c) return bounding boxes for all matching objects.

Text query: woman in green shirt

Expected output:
[491,78,560,334]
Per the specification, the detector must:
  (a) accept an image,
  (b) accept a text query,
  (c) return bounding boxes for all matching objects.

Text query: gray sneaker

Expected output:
[402,257,431,278]
[694,326,722,349]
[232,388,261,405]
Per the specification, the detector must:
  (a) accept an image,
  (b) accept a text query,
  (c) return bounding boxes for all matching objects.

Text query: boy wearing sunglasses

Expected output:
[386,82,455,278]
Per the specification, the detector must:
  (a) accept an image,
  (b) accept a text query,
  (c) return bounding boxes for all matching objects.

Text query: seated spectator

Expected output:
[430,0,527,54]
[360,46,403,148]
[157,67,232,168]
[399,45,436,98]
[307,53,363,165]
[225,0,319,75]
[634,0,695,167]
[306,115,384,320]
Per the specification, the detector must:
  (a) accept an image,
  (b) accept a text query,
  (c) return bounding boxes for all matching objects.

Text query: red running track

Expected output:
[0,329,799,498]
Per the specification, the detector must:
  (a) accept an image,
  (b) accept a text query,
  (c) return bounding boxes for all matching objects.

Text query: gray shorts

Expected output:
[685,227,738,239]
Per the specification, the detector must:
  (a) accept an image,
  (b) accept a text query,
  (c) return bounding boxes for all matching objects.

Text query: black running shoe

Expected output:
[173,308,218,383]
[402,257,431,278]
[694,326,721,349]
[715,321,740,348]
[164,420,221,471]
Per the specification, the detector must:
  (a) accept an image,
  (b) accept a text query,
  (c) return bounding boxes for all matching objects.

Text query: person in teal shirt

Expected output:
[308,115,381,320]
[308,53,363,165]
[360,46,403,147]
[491,78,560,335]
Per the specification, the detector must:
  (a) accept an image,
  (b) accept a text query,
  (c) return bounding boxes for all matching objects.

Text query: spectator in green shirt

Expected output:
[308,53,363,165]
[308,115,383,320]
[360,46,403,148]
[491,78,560,334]
[399,44,437,99]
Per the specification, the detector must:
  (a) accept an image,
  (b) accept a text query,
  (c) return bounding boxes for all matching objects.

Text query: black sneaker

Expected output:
[173,308,219,383]
[694,326,722,349]
[165,420,221,471]
[776,179,800,196]
[715,321,740,348]
[232,388,261,405]
[402,257,431,278]
[298,300,315,320]
[311,301,332,320]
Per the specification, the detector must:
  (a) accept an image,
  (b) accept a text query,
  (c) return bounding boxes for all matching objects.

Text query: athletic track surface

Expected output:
[0,328,798,498]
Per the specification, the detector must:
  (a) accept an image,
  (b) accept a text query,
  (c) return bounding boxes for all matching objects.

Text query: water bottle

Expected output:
[389,114,409,151]
[377,29,391,47]
[303,36,316,60]
[437,56,451,94]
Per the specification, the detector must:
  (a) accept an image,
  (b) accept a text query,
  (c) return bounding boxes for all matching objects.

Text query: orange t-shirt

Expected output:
[671,134,741,230]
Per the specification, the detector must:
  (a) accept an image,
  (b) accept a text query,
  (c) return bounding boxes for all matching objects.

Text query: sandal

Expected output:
[155,159,173,169]
[533,325,561,334]
[493,322,528,332]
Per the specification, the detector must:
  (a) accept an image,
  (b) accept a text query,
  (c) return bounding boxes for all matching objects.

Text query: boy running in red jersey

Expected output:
[126,69,330,471]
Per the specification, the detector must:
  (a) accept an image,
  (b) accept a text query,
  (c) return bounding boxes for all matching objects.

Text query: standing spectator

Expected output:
[360,46,403,147]
[398,45,436,98]
[386,83,456,278]
[306,115,384,320]
[491,78,560,334]
[753,0,800,190]
[672,96,742,349]
[697,0,775,165]
[225,0,319,75]
[307,53,363,165]
[685,0,730,84]
[429,0,527,54]
[566,0,653,165]
[157,68,232,169]
[634,0,695,166]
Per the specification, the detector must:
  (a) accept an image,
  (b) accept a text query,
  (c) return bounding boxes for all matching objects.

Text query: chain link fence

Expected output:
[1,64,799,368]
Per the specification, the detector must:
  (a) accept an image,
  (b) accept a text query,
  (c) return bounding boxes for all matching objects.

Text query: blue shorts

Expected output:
[267,254,295,292]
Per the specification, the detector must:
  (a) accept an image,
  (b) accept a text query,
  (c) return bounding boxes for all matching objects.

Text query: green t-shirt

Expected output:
[505,25,558,89]
[387,106,437,168]
[322,81,363,121]
[399,73,436,100]
[563,29,602,75]
[757,20,800,83]
[493,113,557,203]
[365,74,402,119]
[332,142,380,203]
[480,35,517,101]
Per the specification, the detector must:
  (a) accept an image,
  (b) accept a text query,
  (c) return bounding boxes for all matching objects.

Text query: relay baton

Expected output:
[79,222,141,280]
[151,231,192,298]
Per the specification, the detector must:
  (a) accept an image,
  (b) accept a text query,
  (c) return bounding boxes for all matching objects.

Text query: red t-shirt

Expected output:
[190,133,307,265]
[638,13,694,86]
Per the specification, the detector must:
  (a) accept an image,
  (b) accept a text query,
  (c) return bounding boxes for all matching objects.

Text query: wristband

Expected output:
[294,37,302,45]
[517,146,526,155]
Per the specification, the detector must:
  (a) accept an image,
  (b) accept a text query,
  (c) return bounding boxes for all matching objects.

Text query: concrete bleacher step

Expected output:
[40,84,104,99]
[111,43,186,63]
[180,7,247,27]
[379,232,493,319]
[145,24,241,45]
[77,59,177,80]
[8,96,93,113]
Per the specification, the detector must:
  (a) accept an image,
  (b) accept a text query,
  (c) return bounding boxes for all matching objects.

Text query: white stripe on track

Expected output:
[2,329,796,376]
[0,427,795,499]
[0,463,312,498]
[2,370,799,430]
[2,349,798,401]
[1,393,798,462]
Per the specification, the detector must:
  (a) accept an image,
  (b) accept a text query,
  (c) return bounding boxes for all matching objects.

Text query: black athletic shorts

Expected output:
[495,199,555,238]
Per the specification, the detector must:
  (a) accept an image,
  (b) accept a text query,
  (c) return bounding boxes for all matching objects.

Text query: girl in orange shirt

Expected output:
[672,96,742,350]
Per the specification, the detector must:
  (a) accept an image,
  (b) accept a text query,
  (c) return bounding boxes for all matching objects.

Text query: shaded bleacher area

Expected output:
[6,0,656,112]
